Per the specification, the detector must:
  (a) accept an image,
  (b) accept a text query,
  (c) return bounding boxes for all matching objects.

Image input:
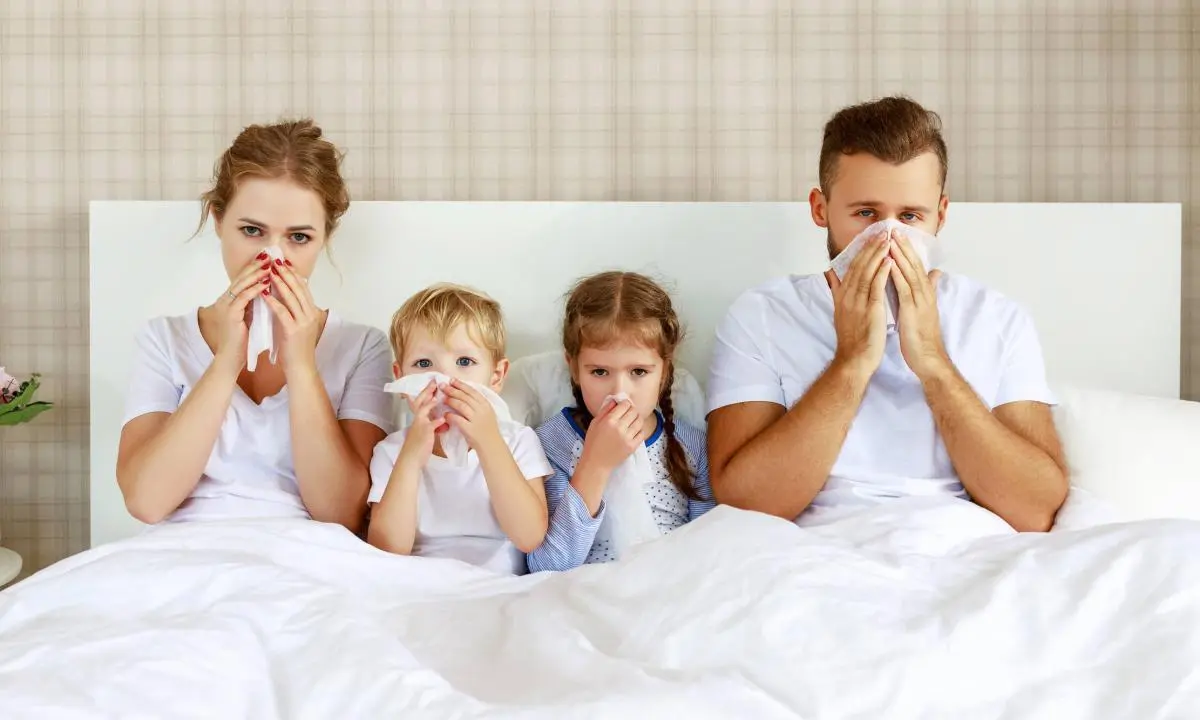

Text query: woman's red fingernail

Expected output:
[261,276,270,284]
[262,288,270,296]
[261,262,270,270]
[274,258,283,266]
[256,252,268,260]
[284,259,292,267]
[271,265,279,275]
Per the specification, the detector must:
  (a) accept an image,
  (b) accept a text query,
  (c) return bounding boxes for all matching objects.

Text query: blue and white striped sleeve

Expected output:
[679,421,717,522]
[526,416,605,573]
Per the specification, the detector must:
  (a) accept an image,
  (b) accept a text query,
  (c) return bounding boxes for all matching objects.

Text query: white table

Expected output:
[0,547,22,588]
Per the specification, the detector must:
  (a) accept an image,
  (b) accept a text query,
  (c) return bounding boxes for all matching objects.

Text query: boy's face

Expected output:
[394,322,508,392]
[809,151,948,259]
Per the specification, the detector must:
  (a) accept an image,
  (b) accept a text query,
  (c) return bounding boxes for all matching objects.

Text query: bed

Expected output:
[0,201,1196,718]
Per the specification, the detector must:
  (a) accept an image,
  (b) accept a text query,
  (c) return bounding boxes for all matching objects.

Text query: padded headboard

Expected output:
[89,201,1181,545]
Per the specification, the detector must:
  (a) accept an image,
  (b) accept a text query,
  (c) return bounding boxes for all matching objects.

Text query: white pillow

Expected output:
[1052,384,1200,522]
[500,350,708,429]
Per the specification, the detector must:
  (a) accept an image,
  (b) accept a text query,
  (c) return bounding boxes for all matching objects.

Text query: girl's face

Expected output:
[214,176,327,282]
[571,342,665,427]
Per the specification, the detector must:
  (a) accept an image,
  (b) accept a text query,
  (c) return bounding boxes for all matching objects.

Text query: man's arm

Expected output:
[921,365,1067,531]
[707,358,871,519]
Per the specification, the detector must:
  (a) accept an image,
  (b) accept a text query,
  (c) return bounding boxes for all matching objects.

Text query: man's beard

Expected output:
[826,230,838,261]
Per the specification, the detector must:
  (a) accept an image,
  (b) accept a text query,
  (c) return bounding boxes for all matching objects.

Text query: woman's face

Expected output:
[214,176,328,281]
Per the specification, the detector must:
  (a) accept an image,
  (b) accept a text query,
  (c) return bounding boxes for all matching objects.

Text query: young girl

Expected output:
[525,271,715,572]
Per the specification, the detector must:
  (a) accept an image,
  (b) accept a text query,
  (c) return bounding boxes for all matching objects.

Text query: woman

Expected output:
[116,119,394,534]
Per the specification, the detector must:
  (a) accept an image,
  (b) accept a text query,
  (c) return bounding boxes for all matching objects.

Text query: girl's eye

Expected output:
[631,368,649,377]
[240,226,263,237]
[290,232,311,244]
[590,369,608,377]
[456,357,476,367]
[414,359,432,369]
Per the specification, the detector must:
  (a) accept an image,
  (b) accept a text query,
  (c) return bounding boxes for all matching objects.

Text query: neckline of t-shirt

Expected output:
[186,307,343,408]
[561,407,664,447]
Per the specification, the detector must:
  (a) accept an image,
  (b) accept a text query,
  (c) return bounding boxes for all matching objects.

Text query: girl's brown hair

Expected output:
[562,271,698,500]
[197,118,350,238]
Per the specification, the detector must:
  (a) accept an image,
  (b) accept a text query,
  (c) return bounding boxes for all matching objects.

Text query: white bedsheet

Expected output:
[1,499,1198,718]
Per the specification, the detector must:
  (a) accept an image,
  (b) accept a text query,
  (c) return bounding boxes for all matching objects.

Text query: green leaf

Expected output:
[0,401,52,426]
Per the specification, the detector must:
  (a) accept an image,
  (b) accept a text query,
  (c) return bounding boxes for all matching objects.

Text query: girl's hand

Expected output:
[578,399,644,474]
[442,379,504,453]
[397,379,447,469]
[262,257,325,377]
[211,253,273,375]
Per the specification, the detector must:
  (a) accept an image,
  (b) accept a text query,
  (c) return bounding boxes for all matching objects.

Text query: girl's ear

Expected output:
[564,351,578,384]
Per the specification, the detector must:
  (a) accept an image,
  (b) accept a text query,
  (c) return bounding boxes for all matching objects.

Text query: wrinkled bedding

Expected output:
[0,499,1197,719]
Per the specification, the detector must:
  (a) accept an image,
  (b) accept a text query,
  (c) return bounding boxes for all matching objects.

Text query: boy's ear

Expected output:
[392,361,401,380]
[490,358,510,392]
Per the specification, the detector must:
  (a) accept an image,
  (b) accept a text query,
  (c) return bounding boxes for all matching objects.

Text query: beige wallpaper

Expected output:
[0,1,1196,579]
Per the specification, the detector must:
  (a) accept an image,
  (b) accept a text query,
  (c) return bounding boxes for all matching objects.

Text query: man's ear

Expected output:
[809,187,830,229]
[935,193,949,234]
[490,358,510,392]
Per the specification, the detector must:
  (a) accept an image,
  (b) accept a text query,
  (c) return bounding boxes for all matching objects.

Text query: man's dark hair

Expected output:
[818,95,948,196]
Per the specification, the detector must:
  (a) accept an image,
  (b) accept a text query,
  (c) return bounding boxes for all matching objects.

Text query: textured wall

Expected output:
[0,0,1195,578]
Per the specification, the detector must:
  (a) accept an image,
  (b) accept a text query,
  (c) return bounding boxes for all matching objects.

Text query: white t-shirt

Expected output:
[123,310,396,523]
[368,423,552,575]
[707,272,1056,524]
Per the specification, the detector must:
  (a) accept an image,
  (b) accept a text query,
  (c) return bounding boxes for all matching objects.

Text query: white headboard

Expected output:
[89,201,1181,545]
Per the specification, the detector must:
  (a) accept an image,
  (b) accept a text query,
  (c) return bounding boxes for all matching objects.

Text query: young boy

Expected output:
[366,284,550,574]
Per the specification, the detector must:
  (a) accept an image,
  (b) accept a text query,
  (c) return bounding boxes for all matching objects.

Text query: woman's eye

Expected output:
[414,359,432,369]
[456,357,475,367]
[240,226,262,237]
[290,233,311,244]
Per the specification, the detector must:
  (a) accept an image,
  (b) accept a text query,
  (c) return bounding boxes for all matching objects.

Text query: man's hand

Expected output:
[889,234,951,380]
[824,228,893,379]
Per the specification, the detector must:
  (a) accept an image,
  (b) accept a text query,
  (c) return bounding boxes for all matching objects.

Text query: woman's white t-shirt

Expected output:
[122,309,396,523]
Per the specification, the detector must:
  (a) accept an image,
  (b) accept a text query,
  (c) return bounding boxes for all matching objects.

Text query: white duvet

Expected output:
[0,499,1198,719]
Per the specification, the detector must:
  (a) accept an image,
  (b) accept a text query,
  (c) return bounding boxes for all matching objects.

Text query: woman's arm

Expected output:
[117,360,241,524]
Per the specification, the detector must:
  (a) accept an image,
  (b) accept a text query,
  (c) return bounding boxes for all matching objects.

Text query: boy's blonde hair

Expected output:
[389,283,507,364]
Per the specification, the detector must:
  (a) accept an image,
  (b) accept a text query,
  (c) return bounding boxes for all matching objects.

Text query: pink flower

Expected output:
[0,367,18,404]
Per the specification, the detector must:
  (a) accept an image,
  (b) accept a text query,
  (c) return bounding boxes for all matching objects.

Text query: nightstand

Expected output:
[0,547,21,588]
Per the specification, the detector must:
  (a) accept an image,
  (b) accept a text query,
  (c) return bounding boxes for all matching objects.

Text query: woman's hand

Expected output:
[577,399,644,475]
[262,256,325,377]
[398,379,447,469]
[211,252,273,376]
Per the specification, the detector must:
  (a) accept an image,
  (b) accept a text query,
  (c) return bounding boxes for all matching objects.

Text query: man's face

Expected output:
[809,151,948,260]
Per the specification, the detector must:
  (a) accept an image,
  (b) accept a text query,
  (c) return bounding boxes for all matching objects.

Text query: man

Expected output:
[706,96,1068,532]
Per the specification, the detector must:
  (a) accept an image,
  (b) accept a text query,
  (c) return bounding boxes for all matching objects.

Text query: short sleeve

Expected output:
[122,319,183,426]
[367,433,403,504]
[706,290,785,413]
[510,426,553,481]
[337,327,397,434]
[993,305,1057,408]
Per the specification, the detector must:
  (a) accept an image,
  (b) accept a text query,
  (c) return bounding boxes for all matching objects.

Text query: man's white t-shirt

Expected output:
[122,310,396,523]
[368,424,552,575]
[707,272,1056,524]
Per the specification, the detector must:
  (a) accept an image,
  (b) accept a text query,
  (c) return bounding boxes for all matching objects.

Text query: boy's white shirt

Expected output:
[370,372,552,575]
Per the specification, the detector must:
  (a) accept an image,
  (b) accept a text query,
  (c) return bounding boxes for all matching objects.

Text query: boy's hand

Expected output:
[442,379,504,455]
[578,398,644,474]
[397,378,446,468]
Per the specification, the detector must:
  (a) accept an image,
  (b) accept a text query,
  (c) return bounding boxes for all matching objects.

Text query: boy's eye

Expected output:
[456,357,475,367]
[240,226,263,237]
[414,359,432,369]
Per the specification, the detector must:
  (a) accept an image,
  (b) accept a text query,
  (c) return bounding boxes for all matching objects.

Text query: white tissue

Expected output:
[828,219,944,334]
[384,371,514,467]
[246,246,283,372]
[593,393,661,559]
